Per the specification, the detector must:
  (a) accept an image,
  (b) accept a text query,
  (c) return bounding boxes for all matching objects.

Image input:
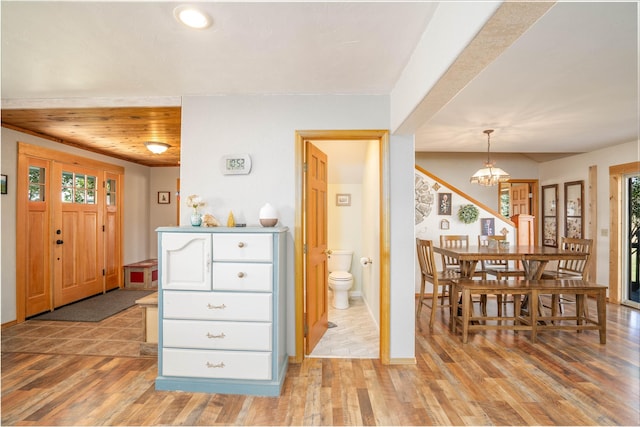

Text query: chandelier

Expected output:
[470,129,510,186]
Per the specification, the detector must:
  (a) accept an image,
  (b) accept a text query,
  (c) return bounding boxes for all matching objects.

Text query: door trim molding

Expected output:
[609,161,640,304]
[294,130,390,364]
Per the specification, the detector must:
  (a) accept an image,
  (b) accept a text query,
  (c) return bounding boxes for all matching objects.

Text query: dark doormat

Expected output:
[31,289,155,322]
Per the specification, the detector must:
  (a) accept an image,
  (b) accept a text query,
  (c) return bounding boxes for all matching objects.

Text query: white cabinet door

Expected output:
[161,233,212,291]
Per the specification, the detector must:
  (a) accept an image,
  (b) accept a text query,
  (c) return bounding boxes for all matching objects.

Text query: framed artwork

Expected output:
[480,218,495,236]
[440,219,450,230]
[438,192,451,215]
[158,191,171,204]
[336,193,351,206]
[542,184,558,247]
[564,181,584,239]
[0,175,6,195]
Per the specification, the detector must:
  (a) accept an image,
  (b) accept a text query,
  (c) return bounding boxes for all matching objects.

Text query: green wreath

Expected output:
[458,204,479,224]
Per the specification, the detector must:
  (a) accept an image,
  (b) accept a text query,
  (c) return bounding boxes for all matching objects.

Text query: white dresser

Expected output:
[155,226,288,396]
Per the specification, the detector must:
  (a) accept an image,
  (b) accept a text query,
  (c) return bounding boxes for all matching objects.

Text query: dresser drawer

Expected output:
[164,291,272,321]
[212,234,273,262]
[163,319,272,351]
[212,262,272,291]
[163,348,271,380]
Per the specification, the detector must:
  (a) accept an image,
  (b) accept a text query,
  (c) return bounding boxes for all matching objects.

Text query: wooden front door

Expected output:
[17,143,124,321]
[52,163,104,307]
[305,142,329,354]
[510,183,530,216]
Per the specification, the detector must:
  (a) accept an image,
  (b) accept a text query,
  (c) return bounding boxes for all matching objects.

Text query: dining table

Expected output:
[433,244,589,281]
[433,243,590,316]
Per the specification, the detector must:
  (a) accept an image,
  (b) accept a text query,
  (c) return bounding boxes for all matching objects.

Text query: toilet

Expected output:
[328,250,354,309]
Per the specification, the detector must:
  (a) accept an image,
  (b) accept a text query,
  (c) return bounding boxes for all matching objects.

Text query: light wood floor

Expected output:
[2,297,639,426]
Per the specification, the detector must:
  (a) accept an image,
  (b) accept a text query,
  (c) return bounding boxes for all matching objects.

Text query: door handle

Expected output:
[56,239,64,245]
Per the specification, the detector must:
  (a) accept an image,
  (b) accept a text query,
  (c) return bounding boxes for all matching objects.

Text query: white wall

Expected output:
[180,94,416,360]
[389,134,416,360]
[415,152,540,209]
[149,167,180,258]
[539,139,639,286]
[1,127,158,323]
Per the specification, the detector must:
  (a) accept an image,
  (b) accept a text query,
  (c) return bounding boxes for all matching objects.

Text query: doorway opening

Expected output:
[293,130,390,364]
[498,179,539,244]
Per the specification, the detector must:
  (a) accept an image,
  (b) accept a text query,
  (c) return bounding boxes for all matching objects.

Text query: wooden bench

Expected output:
[451,279,607,344]
[135,292,158,356]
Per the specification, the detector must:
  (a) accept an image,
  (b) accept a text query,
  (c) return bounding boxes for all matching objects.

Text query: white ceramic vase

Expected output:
[259,203,278,227]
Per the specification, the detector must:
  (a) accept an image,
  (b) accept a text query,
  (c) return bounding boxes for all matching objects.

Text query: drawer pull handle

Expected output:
[237,242,245,248]
[237,272,245,278]
[206,362,225,369]
[207,303,227,310]
[206,332,226,339]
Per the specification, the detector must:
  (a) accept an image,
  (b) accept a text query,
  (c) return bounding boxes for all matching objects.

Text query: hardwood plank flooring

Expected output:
[2,297,639,425]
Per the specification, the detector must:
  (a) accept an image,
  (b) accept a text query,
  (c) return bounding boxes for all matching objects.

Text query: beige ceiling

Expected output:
[1,1,637,167]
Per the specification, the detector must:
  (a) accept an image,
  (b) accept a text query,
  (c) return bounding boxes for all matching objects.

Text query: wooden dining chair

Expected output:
[416,238,460,330]
[439,235,471,272]
[477,235,526,316]
[541,237,593,314]
[439,234,487,315]
[478,236,526,279]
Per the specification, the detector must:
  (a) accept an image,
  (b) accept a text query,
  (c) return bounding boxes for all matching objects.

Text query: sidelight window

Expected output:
[28,166,46,201]
[106,178,117,206]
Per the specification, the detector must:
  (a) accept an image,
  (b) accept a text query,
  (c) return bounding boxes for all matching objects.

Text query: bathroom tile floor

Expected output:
[309,295,379,359]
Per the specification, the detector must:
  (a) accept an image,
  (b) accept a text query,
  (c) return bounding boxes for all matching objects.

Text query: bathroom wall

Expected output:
[327,183,363,296]
[361,140,381,326]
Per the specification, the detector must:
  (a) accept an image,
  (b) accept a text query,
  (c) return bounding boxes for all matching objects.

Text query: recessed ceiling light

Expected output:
[174,5,212,30]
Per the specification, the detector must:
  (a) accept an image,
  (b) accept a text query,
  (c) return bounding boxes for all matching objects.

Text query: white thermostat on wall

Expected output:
[221,153,252,175]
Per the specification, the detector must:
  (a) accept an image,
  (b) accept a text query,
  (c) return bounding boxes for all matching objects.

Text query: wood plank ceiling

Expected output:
[1,107,181,167]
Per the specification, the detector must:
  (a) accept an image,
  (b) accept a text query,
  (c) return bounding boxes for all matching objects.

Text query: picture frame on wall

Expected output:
[336,193,351,206]
[542,184,558,247]
[440,219,450,230]
[158,191,170,204]
[438,192,451,215]
[0,175,6,195]
[564,180,584,239]
[480,218,495,236]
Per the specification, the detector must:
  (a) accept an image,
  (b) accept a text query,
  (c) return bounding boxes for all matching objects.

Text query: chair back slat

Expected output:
[478,235,508,269]
[439,235,469,270]
[416,238,437,283]
[558,237,593,280]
